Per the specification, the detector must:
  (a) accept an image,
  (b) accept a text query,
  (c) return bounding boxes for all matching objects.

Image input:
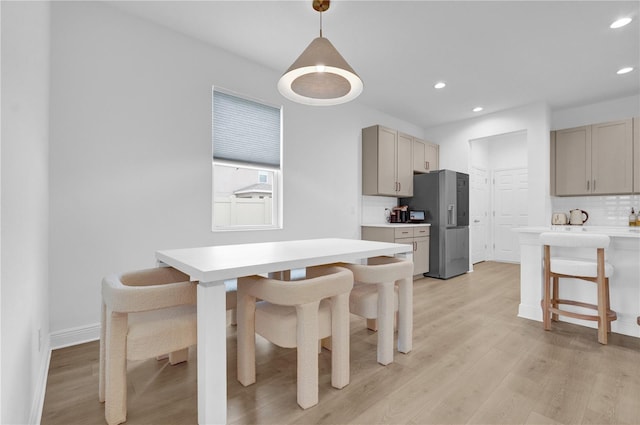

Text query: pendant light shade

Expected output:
[277,1,363,106]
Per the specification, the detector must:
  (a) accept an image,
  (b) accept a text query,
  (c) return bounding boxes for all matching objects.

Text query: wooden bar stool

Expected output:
[540,232,617,344]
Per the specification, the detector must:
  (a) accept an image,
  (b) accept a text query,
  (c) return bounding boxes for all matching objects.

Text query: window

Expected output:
[212,88,282,230]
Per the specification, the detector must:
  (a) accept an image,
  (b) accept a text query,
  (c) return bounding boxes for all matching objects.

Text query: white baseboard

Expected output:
[30,344,51,425]
[50,323,100,350]
[31,324,100,424]
[518,303,541,322]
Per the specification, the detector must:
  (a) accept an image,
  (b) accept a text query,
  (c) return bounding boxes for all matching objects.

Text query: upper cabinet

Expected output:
[362,125,413,197]
[413,138,439,173]
[552,118,634,196]
[363,125,440,197]
[634,117,640,193]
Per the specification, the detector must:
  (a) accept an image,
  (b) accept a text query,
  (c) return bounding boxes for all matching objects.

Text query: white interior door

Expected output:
[470,167,489,264]
[493,168,528,263]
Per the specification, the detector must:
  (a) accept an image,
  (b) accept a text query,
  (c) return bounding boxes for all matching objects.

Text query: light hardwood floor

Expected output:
[41,262,640,425]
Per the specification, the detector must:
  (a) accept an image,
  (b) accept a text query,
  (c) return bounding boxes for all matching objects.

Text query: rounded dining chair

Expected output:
[236,265,353,409]
[339,256,414,365]
[99,267,236,425]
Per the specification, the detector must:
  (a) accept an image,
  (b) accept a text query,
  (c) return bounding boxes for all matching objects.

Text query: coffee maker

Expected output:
[390,205,409,223]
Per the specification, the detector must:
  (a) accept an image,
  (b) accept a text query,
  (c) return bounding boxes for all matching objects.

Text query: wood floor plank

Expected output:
[41,262,640,425]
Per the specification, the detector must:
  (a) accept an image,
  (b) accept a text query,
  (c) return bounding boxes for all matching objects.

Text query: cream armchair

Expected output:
[339,256,414,365]
[236,265,353,409]
[99,267,199,425]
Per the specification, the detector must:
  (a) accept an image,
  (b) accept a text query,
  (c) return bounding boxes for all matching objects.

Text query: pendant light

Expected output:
[277,0,363,106]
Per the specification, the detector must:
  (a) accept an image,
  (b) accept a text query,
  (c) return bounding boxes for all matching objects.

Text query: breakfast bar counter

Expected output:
[514,226,640,338]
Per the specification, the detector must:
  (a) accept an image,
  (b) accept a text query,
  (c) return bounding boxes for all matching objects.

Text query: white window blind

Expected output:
[213,90,281,168]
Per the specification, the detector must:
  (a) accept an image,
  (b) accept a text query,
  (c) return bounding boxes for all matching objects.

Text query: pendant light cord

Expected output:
[319,9,323,38]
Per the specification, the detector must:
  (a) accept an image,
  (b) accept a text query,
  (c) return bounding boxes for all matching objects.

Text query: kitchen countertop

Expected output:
[362,223,431,228]
[513,225,640,238]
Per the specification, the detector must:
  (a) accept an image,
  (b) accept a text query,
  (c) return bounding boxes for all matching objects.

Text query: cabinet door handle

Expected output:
[413,241,417,251]
[398,182,401,192]
[587,180,590,191]
[425,161,429,170]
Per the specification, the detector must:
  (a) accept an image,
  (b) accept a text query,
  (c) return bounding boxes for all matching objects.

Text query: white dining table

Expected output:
[155,237,413,424]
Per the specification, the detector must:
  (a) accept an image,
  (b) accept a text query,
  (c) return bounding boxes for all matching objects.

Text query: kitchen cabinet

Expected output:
[413,138,439,173]
[361,225,429,275]
[552,119,633,196]
[634,117,639,193]
[362,126,413,197]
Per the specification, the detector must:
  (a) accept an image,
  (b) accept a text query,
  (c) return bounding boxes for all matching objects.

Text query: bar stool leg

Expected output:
[597,278,608,344]
[605,278,612,333]
[542,245,552,331]
[551,276,559,322]
[596,248,608,345]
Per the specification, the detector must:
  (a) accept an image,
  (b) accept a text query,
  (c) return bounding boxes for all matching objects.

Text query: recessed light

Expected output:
[610,17,632,29]
[472,106,483,112]
[434,82,446,89]
[617,67,634,75]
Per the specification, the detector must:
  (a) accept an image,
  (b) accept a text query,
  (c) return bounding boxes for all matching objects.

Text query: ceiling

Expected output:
[108,0,640,128]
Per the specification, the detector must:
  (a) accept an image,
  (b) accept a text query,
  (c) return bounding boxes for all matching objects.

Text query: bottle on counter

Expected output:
[636,208,640,227]
[630,208,637,227]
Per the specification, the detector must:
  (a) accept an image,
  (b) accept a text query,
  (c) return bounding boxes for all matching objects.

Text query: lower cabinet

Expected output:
[361,226,430,275]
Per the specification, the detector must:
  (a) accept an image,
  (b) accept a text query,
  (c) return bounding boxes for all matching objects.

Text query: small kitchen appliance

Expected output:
[409,210,425,222]
[393,205,409,223]
[569,209,589,225]
[551,212,568,225]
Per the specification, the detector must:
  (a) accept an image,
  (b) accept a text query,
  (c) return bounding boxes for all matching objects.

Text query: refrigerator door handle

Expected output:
[447,204,456,226]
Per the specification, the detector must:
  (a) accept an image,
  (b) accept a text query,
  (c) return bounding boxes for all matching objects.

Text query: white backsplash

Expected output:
[364,194,640,227]
[361,195,397,224]
[552,194,640,226]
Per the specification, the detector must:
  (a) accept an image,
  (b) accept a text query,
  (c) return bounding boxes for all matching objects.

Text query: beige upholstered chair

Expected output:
[540,232,617,344]
[99,268,237,425]
[339,256,414,365]
[236,265,353,409]
[99,267,196,424]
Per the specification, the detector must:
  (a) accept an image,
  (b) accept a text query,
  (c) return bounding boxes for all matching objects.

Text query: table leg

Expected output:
[197,281,227,425]
[395,251,413,354]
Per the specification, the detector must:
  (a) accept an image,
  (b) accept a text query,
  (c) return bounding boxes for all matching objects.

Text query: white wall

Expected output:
[424,102,551,227]
[48,2,423,340]
[1,2,51,423]
[470,130,528,170]
[551,94,639,130]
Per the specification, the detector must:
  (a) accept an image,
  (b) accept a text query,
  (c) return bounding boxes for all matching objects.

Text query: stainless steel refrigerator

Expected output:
[400,169,469,279]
